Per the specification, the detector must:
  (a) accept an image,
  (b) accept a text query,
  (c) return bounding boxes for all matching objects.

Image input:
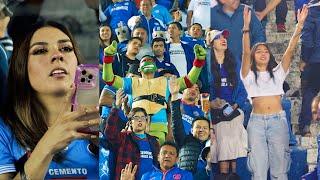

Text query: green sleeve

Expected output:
[178,66,202,91]
[102,62,123,89]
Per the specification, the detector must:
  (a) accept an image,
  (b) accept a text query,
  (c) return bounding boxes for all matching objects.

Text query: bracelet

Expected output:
[242,29,250,33]
[20,165,31,180]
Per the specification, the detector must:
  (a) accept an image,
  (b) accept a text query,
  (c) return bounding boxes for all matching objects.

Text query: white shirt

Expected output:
[240,63,289,98]
[169,43,187,76]
[187,0,211,29]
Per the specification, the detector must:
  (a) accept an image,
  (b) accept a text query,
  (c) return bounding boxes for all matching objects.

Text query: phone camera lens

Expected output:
[81,70,86,75]
[88,80,91,83]
[80,78,86,82]
[88,74,93,79]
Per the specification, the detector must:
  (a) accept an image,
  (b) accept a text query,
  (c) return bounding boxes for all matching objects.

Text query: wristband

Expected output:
[242,29,250,33]
[184,76,193,88]
[104,76,116,86]
[103,56,113,64]
[193,58,206,68]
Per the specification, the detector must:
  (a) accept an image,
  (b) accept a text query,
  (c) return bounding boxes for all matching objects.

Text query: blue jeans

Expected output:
[282,98,297,145]
[247,111,291,180]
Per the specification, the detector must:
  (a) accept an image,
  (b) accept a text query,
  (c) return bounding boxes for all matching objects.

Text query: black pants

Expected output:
[241,0,288,24]
[298,63,320,132]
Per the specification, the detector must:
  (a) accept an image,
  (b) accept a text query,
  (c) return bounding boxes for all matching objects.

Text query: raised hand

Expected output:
[297,5,309,27]
[39,106,100,155]
[120,162,137,180]
[194,44,206,60]
[169,75,179,96]
[104,40,117,56]
[243,6,251,29]
[115,88,126,109]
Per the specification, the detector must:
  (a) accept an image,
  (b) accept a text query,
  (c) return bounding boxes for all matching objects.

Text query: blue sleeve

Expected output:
[199,63,209,93]
[141,172,150,180]
[250,9,266,44]
[123,77,132,95]
[301,16,315,62]
[234,79,248,109]
[0,118,19,174]
[131,2,139,16]
[104,5,111,24]
[163,7,173,24]
[183,171,193,179]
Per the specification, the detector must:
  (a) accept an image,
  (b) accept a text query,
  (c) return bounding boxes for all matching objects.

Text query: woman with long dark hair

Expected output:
[241,6,308,180]
[0,20,99,179]
[207,29,248,178]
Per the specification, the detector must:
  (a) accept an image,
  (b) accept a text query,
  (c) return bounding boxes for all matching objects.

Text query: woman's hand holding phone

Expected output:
[38,106,99,155]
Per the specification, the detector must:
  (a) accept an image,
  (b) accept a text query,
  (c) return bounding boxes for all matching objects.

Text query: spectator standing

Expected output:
[298,0,320,136]
[210,0,266,60]
[187,0,212,29]
[141,141,193,179]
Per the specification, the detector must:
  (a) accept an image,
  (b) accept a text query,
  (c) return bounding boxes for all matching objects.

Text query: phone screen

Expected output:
[223,104,234,116]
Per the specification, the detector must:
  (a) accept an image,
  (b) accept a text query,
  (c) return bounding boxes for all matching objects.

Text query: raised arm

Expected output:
[169,76,187,148]
[241,6,252,78]
[177,44,206,91]
[281,5,308,72]
[103,41,124,89]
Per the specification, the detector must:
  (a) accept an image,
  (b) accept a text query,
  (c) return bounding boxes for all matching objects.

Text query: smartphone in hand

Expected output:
[73,64,100,135]
[223,103,234,116]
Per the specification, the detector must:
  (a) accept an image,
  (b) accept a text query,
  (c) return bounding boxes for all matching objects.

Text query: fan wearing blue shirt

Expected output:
[151,37,180,77]
[181,83,204,134]
[142,141,193,180]
[104,0,139,32]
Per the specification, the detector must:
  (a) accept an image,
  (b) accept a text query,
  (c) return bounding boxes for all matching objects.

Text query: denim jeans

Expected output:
[247,111,291,180]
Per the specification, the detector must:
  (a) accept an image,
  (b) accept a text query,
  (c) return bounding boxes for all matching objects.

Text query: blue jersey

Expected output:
[104,1,139,30]
[181,102,204,134]
[134,134,154,179]
[152,4,173,25]
[0,117,98,179]
[181,35,206,49]
[141,165,193,180]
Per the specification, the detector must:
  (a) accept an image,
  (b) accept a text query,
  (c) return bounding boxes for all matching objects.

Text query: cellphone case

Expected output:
[223,104,234,116]
[72,64,99,110]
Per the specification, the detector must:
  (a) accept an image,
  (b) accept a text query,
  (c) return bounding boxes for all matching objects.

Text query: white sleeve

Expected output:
[127,16,139,30]
[274,62,289,81]
[187,0,195,12]
[240,70,254,87]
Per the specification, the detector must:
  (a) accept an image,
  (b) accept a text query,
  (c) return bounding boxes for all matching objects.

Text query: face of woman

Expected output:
[254,44,270,66]
[100,26,111,41]
[28,26,78,96]
[212,35,228,51]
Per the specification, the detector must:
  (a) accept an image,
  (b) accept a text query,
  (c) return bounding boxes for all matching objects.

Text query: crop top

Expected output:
[240,63,289,98]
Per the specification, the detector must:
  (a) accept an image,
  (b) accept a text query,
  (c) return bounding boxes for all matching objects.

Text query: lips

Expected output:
[50,67,67,77]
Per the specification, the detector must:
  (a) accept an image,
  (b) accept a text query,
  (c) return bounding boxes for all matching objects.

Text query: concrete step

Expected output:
[266,31,295,43]
[268,10,296,25]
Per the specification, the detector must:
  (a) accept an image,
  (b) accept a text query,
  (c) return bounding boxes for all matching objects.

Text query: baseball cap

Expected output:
[207,29,229,43]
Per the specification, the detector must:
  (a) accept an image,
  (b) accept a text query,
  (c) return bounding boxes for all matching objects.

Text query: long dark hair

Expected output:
[99,23,116,48]
[250,43,277,83]
[3,20,82,152]
[211,48,237,90]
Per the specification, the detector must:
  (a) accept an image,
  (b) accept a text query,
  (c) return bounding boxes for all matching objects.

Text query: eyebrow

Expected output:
[30,39,72,49]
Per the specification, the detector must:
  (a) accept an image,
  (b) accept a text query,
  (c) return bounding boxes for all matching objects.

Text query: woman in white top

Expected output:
[241,6,308,180]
